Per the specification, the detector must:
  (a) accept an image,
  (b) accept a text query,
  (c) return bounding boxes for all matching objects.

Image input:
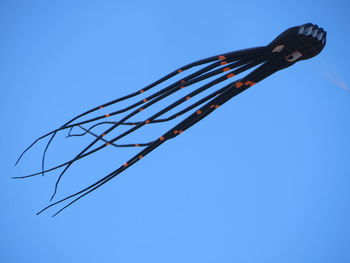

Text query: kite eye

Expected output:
[285,51,302,62]
[272,45,284,53]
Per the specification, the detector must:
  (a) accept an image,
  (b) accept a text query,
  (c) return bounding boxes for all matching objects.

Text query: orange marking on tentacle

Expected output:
[215,105,220,108]
[99,106,104,109]
[180,86,185,89]
[145,120,151,124]
[235,81,243,88]
[135,144,140,147]
[227,73,235,79]
[101,133,106,137]
[223,67,231,72]
[105,113,111,117]
[178,130,184,134]
[220,61,228,65]
[185,96,191,100]
[105,142,110,146]
[219,55,227,60]
[139,108,144,112]
[180,80,186,84]
[140,89,145,93]
[143,98,148,102]
[196,110,202,115]
[159,136,165,141]
[245,81,256,87]
[123,163,129,167]
[210,104,215,108]
[177,69,183,73]
[138,155,143,159]
[173,130,178,134]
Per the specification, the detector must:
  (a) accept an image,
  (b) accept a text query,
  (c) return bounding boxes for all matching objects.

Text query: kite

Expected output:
[15,23,327,216]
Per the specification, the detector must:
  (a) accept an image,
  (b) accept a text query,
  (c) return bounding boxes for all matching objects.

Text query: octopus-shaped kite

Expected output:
[15,23,327,216]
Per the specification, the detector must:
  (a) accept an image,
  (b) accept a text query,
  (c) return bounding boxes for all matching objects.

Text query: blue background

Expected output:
[1,1,350,262]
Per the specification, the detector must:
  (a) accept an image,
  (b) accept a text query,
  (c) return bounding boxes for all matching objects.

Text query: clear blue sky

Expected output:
[1,1,350,262]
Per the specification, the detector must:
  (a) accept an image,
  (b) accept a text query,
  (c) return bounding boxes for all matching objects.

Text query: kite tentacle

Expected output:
[37,79,256,216]
[16,47,268,167]
[48,57,269,199]
[14,55,270,182]
[50,54,282,202]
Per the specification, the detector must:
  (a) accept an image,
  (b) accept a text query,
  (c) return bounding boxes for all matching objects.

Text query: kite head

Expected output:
[268,23,326,66]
